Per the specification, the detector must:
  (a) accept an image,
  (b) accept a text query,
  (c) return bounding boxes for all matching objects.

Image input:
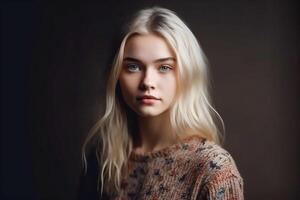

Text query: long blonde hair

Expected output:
[81,6,224,196]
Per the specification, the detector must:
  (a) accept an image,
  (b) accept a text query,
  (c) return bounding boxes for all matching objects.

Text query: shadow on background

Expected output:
[1,1,299,200]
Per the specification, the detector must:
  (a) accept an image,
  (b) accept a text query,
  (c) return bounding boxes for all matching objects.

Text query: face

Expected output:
[118,33,177,118]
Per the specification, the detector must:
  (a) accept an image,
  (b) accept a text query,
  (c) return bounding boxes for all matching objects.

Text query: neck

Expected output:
[132,110,179,154]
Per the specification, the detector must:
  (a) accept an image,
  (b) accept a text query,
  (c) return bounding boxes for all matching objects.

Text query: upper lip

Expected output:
[137,95,160,100]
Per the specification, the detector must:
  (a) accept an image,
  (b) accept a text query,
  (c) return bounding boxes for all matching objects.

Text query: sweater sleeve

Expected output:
[197,172,244,200]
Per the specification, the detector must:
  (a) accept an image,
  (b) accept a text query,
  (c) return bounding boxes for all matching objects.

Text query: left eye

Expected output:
[159,65,172,72]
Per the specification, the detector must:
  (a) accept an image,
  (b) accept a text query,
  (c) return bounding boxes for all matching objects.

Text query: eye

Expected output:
[126,63,141,72]
[159,65,172,72]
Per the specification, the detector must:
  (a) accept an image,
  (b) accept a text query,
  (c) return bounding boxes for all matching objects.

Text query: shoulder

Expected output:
[188,138,244,199]
[177,137,238,170]
[194,139,241,178]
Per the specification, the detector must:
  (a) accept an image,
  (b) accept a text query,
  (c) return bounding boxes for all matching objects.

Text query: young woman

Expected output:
[79,7,244,200]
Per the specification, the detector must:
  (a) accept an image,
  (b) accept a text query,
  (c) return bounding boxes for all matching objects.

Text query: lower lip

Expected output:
[138,98,159,105]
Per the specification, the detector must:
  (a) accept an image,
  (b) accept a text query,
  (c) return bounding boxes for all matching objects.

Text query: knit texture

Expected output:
[106,135,244,200]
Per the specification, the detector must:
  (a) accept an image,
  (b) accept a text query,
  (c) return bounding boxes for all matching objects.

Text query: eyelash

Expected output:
[125,63,173,73]
[159,65,172,72]
[126,63,141,72]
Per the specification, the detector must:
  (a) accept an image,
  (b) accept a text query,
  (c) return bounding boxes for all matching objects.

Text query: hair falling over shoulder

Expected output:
[81,6,225,196]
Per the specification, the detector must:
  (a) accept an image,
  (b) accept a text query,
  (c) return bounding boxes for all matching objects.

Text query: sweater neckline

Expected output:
[129,135,203,162]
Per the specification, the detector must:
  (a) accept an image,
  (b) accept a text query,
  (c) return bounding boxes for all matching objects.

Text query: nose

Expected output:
[139,68,156,91]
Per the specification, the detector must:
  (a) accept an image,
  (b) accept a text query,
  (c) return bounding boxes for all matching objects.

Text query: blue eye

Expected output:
[159,65,172,72]
[127,63,141,72]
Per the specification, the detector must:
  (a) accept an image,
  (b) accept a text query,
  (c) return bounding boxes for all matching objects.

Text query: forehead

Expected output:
[123,33,175,62]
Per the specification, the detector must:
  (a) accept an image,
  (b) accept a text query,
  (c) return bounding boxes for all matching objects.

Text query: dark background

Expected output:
[1,1,299,200]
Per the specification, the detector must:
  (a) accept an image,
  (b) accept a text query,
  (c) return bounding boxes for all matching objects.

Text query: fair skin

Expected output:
[118,33,180,154]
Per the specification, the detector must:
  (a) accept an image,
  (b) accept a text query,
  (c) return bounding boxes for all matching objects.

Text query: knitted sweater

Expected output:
[78,136,244,200]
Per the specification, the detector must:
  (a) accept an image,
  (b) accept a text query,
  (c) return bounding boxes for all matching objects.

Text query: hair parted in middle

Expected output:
[82,6,224,196]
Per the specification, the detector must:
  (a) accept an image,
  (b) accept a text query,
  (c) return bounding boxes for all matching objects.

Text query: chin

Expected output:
[135,107,168,118]
[136,111,161,117]
[133,107,158,117]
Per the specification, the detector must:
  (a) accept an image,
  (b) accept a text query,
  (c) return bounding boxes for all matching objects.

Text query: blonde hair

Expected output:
[81,6,224,196]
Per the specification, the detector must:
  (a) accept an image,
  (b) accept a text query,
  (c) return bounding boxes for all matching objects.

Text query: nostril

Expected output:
[139,82,154,91]
[140,83,149,90]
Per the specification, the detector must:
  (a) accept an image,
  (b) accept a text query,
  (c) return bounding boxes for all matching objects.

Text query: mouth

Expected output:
[136,95,161,104]
[136,95,160,101]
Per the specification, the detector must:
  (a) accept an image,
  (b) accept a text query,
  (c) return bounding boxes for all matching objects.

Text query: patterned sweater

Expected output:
[78,136,244,200]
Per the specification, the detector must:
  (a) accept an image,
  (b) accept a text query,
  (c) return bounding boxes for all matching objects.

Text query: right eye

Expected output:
[126,63,141,72]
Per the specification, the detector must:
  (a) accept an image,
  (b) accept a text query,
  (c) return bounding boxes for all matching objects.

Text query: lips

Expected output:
[136,95,161,101]
[137,95,160,105]
[136,95,161,105]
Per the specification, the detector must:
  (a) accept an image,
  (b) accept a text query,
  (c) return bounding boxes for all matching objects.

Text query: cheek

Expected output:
[163,76,177,98]
[119,75,139,99]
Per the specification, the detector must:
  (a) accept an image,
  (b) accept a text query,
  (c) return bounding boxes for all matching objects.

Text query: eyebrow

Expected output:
[123,57,176,63]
